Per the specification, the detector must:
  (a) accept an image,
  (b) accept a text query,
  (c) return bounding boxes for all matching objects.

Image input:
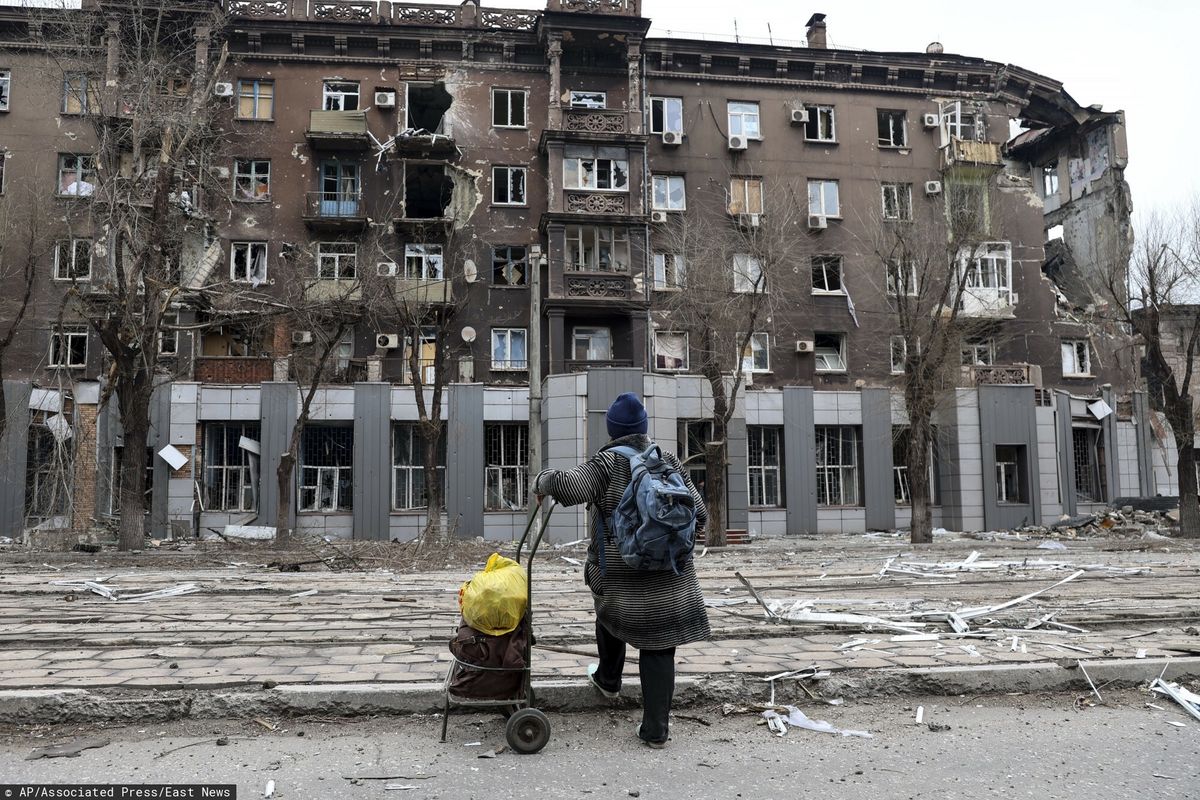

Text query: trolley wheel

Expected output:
[505,708,551,754]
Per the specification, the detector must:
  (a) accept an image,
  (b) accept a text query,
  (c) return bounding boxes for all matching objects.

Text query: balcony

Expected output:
[302,192,367,232]
[194,356,274,384]
[304,280,362,303]
[565,358,635,372]
[564,191,629,214]
[227,1,541,31]
[559,271,633,301]
[547,0,641,15]
[394,278,453,305]
[563,109,628,134]
[942,138,1005,173]
[305,110,370,150]
[968,364,1041,387]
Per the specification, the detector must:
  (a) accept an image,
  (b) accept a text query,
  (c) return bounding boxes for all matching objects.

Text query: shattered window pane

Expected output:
[57,154,96,196]
[392,423,446,511]
[814,332,846,372]
[994,445,1026,503]
[317,242,357,280]
[890,336,907,374]
[652,174,686,211]
[877,110,907,147]
[53,238,92,281]
[492,165,527,205]
[655,331,688,371]
[881,182,912,220]
[49,326,88,368]
[299,426,354,512]
[808,179,839,217]
[230,241,268,285]
[811,255,842,293]
[740,332,769,373]
[234,160,271,201]
[569,90,606,109]
[403,244,443,280]
[485,423,529,510]
[733,253,764,293]
[0,70,9,112]
[204,423,259,512]
[566,226,629,272]
[492,88,527,128]
[492,246,528,286]
[564,147,628,191]
[816,426,859,506]
[728,101,760,138]
[649,96,683,135]
[572,327,611,361]
[491,328,527,371]
[653,253,685,290]
[804,105,836,141]
[748,426,782,507]
[1061,339,1091,376]
[322,81,359,111]
[886,261,917,296]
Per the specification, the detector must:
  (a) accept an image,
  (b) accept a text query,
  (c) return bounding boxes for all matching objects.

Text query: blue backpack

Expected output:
[595,444,698,575]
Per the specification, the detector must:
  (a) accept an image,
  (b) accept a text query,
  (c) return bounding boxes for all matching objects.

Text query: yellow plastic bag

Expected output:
[458,553,528,636]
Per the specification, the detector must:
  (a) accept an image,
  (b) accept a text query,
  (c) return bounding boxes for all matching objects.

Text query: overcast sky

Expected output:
[488,0,1193,219]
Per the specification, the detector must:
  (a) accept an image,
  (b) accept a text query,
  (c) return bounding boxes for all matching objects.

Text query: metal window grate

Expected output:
[816,426,859,506]
[747,426,782,507]
[300,426,354,512]
[485,423,528,511]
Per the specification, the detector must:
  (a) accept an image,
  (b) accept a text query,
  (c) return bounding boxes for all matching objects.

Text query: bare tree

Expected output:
[1098,204,1200,537]
[655,179,811,546]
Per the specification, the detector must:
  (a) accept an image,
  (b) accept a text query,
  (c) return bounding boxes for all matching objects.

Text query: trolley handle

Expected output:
[515,496,555,567]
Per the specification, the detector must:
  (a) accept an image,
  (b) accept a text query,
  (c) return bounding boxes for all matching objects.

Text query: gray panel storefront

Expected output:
[0,380,32,537]
[1132,391,1154,496]
[861,388,895,530]
[586,367,644,454]
[1100,386,1121,499]
[353,383,390,540]
[726,416,748,529]
[1055,391,1077,518]
[149,384,170,537]
[783,387,817,534]
[257,382,298,530]
[980,385,1041,529]
[447,383,484,539]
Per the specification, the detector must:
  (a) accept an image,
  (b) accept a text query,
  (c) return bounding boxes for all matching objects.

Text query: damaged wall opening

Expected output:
[1072,426,1108,503]
[404,164,453,219]
[406,83,451,134]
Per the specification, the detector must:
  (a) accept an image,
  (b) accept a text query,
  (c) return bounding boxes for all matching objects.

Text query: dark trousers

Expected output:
[594,621,676,743]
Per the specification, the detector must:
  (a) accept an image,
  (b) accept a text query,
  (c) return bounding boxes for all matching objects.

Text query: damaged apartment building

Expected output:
[0,0,1162,542]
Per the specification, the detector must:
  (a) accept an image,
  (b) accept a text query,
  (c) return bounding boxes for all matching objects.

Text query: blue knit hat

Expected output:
[606,392,648,439]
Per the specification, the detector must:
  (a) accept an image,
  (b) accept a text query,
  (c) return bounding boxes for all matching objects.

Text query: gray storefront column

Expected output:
[861,388,895,531]
[726,416,748,529]
[586,367,644,454]
[149,384,170,537]
[1055,391,1077,518]
[980,385,1041,529]
[1132,391,1154,496]
[353,383,391,540]
[446,383,484,539]
[96,393,120,519]
[783,387,817,534]
[1100,386,1121,499]
[0,380,32,537]
[258,382,298,530]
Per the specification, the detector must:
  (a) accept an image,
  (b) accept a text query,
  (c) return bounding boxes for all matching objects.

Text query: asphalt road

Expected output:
[1,691,1196,799]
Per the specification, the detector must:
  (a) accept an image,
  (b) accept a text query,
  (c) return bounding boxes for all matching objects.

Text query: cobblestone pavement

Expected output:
[0,534,1197,692]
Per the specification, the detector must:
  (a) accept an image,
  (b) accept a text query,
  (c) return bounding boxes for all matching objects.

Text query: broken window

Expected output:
[1072,427,1107,503]
[961,338,995,366]
[317,242,357,280]
[234,159,270,201]
[564,145,629,191]
[53,238,92,281]
[890,335,907,374]
[108,446,154,516]
[804,105,836,142]
[649,96,683,135]
[1042,163,1059,198]
[204,423,259,512]
[748,426,783,507]
[740,332,770,373]
[0,150,6,194]
[565,226,630,272]
[319,161,360,217]
[814,332,847,372]
[0,69,9,111]
[61,73,99,115]
[491,327,527,371]
[392,423,445,511]
[893,427,938,505]
[816,426,860,506]
[994,444,1028,504]
[727,101,760,138]
[158,313,178,356]
[404,164,452,219]
[401,326,437,385]
[728,176,763,215]
[57,154,96,197]
[485,423,528,511]
[492,88,526,128]
[652,174,686,210]
[733,253,764,294]
[237,79,273,120]
[573,327,612,362]
[49,326,87,368]
[569,90,606,109]
[406,83,451,133]
[877,109,907,147]
[492,165,526,205]
[958,242,1013,310]
[808,179,840,217]
[201,323,264,357]
[402,244,443,280]
[230,241,268,284]
[886,260,917,296]
[941,100,978,141]
[25,413,73,524]
[492,246,528,286]
[654,331,688,372]
[299,425,353,512]
[1061,339,1091,376]
[881,182,912,221]
[653,252,685,290]
[946,180,989,236]
[811,255,843,294]
[322,80,359,111]
[679,420,712,494]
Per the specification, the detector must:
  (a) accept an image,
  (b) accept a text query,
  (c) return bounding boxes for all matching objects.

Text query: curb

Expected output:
[1,658,1197,726]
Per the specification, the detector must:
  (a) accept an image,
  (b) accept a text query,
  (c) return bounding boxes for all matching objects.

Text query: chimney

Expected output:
[806,13,827,49]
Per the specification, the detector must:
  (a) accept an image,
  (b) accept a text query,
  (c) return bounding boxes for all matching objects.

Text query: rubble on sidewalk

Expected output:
[976,506,1181,542]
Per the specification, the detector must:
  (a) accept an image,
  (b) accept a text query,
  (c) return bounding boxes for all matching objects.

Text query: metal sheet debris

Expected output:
[761,706,872,738]
[1150,678,1200,724]
[26,737,110,761]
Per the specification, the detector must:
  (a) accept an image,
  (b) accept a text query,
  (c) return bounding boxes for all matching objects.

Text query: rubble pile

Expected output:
[1016,506,1178,540]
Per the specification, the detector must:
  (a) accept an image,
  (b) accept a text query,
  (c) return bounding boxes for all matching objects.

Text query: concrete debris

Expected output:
[1013,508,1179,540]
[1150,678,1200,723]
[761,705,872,738]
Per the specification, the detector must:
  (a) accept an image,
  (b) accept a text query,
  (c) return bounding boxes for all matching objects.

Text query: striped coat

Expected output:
[534,434,711,651]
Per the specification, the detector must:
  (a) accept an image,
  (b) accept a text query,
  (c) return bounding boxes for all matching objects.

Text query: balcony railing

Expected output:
[942,138,1004,171]
[548,0,641,15]
[562,271,632,300]
[562,109,628,134]
[564,358,635,373]
[194,356,274,384]
[565,191,628,214]
[394,277,453,305]
[969,364,1040,386]
[306,110,370,148]
[304,279,362,302]
[227,1,541,29]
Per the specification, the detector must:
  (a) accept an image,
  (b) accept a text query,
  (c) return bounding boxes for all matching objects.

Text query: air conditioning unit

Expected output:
[374,91,396,108]
[925,180,943,195]
[739,213,760,228]
[728,134,748,151]
[376,333,400,350]
[790,108,809,125]
[650,210,668,224]
[795,339,814,354]
[377,261,398,277]
[922,113,940,129]
[213,82,234,98]
[808,214,828,230]
[292,330,313,345]
[661,131,682,146]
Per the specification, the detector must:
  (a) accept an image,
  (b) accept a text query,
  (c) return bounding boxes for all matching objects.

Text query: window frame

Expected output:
[49,326,88,369]
[1061,339,1092,377]
[886,260,919,297]
[298,425,354,513]
[733,253,765,294]
[203,422,259,513]
[230,241,268,284]
[728,176,764,216]
[652,252,686,291]
[568,90,606,109]
[56,153,96,197]
[0,69,10,112]
[233,159,271,202]
[402,243,444,280]
[651,173,687,211]
[881,182,913,221]
[654,330,689,372]
[572,326,612,362]
[158,313,179,356]
[321,80,360,111]
[61,73,99,115]
[53,237,93,282]
[491,164,528,206]
[816,425,861,507]
[485,423,529,511]
[958,241,1013,308]
[994,444,1029,504]
[807,179,841,218]
[961,338,996,366]
[391,423,446,511]
[1042,162,1060,198]
[877,109,908,148]
[803,104,836,142]
[236,79,274,121]
[491,87,528,129]
[648,95,683,135]
[890,335,907,374]
[811,255,843,295]
[492,245,528,287]
[814,332,847,372]
[565,225,630,272]
[747,425,784,508]
[727,100,761,139]
[563,147,630,192]
[317,241,358,280]
[740,332,770,374]
[491,327,528,371]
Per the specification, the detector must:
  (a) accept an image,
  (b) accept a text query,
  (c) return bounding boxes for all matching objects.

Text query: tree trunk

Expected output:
[117,415,150,551]
[1177,436,1200,538]
[704,440,726,548]
[420,418,444,541]
[907,421,934,545]
[276,450,295,547]
[0,354,7,447]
